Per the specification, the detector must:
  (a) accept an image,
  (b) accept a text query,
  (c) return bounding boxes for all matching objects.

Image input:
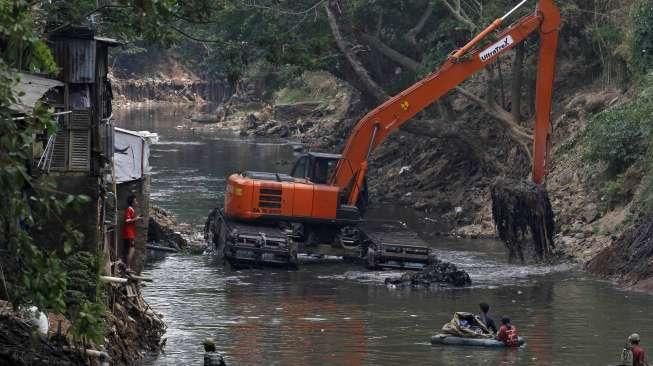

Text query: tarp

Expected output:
[114,127,156,183]
[440,312,493,339]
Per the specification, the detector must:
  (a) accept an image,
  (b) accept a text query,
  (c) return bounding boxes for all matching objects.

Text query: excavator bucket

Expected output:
[490,177,556,262]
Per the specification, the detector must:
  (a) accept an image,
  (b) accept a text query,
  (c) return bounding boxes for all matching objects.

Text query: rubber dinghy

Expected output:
[431,334,525,347]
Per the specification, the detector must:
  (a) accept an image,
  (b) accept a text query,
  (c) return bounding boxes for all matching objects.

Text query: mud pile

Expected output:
[385,259,471,288]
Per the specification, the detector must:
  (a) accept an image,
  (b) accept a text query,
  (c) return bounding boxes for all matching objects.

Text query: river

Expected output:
[115,105,653,366]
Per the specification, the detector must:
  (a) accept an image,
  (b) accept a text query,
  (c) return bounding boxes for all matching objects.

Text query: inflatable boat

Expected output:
[431,334,525,347]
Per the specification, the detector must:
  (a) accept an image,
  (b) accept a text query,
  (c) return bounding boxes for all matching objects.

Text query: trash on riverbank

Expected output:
[0,303,84,366]
[105,275,166,364]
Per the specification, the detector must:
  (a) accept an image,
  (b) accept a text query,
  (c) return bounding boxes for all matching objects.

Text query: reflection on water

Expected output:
[118,106,653,366]
[143,255,653,366]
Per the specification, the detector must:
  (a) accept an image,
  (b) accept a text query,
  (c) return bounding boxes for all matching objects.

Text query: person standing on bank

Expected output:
[122,194,142,271]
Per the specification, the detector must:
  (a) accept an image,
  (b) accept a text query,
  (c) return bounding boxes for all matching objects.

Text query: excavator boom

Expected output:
[335,0,561,205]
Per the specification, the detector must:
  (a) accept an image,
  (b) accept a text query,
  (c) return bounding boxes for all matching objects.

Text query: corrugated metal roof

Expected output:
[94,36,123,46]
[9,73,63,114]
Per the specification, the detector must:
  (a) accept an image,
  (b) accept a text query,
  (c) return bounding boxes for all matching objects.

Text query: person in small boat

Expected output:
[478,302,497,334]
[496,317,519,347]
[629,333,649,366]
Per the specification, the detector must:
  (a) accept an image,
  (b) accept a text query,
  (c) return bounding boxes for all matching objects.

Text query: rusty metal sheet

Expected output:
[52,39,96,83]
[9,73,63,114]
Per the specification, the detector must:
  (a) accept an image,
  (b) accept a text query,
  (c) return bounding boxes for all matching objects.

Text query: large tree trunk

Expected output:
[325,3,388,103]
[359,33,421,73]
[511,45,525,123]
[405,2,435,46]
[455,83,533,164]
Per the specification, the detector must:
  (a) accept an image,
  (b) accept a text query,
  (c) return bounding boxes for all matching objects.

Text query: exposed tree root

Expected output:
[491,177,556,262]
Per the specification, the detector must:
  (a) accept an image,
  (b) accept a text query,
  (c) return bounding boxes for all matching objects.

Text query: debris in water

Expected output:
[384,258,471,287]
[490,177,556,262]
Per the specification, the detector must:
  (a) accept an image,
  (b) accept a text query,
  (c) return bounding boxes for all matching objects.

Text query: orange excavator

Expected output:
[210,0,561,268]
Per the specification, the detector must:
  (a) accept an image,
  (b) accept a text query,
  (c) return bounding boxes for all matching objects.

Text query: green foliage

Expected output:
[591,24,623,49]
[632,0,653,73]
[583,84,653,176]
[0,0,89,321]
[63,252,103,311]
[18,248,68,313]
[599,174,628,210]
[0,1,58,73]
[584,76,653,213]
[69,300,106,345]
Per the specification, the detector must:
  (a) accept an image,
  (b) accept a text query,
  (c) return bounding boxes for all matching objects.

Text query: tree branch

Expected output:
[439,0,477,31]
[401,118,501,173]
[359,33,421,72]
[325,3,389,103]
[455,86,533,163]
[238,0,327,16]
[405,2,434,46]
[511,44,525,123]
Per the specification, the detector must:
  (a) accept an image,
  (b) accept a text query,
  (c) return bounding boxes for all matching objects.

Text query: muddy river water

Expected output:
[116,106,653,366]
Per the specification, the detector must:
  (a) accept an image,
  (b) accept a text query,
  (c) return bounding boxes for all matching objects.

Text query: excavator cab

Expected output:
[290,152,367,219]
[290,152,341,184]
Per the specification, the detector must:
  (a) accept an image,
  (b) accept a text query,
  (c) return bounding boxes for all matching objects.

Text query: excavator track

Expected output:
[210,208,299,269]
[207,208,432,270]
[361,222,434,270]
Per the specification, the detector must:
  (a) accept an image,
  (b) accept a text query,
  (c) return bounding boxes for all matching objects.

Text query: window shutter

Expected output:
[68,110,91,172]
[50,128,68,171]
[69,129,91,171]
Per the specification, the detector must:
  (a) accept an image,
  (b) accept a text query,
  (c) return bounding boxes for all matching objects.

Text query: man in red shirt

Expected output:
[122,195,142,271]
[630,333,649,366]
[496,317,520,347]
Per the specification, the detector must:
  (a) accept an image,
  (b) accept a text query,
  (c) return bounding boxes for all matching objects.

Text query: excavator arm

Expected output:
[334,0,561,206]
